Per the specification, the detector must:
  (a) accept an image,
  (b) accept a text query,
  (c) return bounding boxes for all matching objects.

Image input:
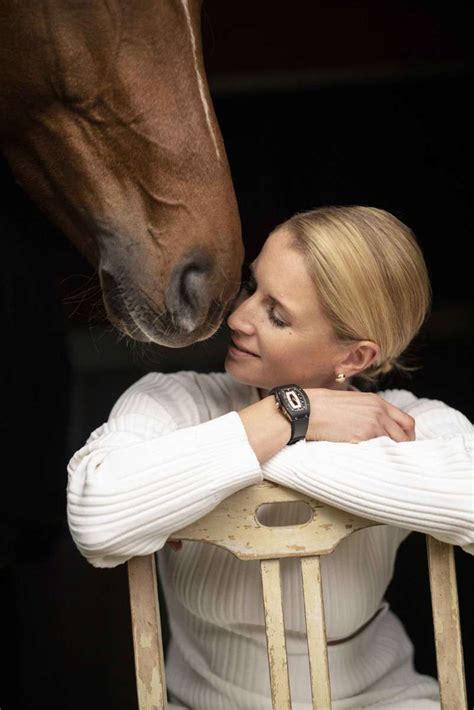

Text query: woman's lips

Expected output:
[228,340,259,358]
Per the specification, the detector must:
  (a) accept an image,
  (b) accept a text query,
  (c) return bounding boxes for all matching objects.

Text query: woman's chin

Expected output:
[224,358,241,378]
[224,359,257,386]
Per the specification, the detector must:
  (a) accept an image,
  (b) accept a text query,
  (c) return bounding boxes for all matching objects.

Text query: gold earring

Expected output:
[335,373,346,383]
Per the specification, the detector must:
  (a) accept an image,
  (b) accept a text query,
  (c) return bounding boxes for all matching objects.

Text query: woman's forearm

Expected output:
[238,395,291,465]
[67,410,263,567]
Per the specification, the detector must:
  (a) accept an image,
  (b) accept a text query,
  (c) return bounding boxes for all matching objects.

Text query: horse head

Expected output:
[0,0,243,346]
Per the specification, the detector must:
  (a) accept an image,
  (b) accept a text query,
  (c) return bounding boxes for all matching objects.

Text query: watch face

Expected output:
[282,387,306,413]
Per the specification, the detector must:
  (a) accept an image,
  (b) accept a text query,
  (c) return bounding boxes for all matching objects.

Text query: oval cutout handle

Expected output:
[256,500,313,528]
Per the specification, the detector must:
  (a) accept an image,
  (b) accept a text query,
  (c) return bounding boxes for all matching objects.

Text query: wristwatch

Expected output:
[269,384,311,445]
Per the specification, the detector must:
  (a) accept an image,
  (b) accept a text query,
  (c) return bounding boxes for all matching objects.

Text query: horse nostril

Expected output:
[179,264,205,306]
[165,249,214,333]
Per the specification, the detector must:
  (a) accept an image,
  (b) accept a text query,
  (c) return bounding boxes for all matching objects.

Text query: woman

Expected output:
[67,206,473,709]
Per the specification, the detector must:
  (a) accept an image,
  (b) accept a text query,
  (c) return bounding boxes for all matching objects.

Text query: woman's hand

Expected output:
[305,388,416,443]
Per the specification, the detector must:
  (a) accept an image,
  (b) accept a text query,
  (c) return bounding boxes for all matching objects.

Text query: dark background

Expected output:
[1,2,472,708]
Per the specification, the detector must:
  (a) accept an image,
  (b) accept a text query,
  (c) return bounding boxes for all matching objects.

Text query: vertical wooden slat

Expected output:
[128,555,168,710]
[260,559,292,709]
[426,537,467,710]
[300,556,332,709]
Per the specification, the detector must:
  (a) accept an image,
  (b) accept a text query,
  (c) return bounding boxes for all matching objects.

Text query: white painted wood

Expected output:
[426,536,467,710]
[261,559,292,709]
[169,480,380,559]
[128,555,168,710]
[300,556,332,708]
[126,483,467,710]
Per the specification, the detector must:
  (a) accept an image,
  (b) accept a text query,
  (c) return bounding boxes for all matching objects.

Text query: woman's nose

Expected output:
[226,292,253,332]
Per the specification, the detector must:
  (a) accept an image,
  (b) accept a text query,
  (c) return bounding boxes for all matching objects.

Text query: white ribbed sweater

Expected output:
[67,371,473,709]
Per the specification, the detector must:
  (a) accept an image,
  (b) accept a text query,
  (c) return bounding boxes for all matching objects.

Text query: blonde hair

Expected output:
[281,206,432,387]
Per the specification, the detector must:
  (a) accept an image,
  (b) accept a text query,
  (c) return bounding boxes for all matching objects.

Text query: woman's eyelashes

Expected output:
[240,277,287,328]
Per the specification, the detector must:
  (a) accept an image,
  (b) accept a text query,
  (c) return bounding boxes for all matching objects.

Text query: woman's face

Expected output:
[225,226,354,394]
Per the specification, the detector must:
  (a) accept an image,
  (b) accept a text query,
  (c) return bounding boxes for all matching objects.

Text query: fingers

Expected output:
[383,415,414,442]
[382,401,416,441]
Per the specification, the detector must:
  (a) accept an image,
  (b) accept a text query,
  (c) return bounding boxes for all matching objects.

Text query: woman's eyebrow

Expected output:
[249,262,296,320]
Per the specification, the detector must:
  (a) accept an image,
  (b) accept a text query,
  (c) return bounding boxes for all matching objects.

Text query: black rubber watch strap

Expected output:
[288,414,310,445]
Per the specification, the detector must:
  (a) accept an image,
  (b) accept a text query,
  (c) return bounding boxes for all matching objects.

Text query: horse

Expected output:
[0,0,243,347]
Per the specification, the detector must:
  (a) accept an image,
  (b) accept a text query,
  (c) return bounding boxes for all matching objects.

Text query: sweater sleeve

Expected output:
[262,391,474,555]
[67,373,262,568]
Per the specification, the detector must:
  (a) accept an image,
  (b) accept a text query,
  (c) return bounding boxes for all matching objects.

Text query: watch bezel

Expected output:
[273,385,309,420]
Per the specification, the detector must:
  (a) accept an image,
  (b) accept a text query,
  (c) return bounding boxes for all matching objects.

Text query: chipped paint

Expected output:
[138,630,154,649]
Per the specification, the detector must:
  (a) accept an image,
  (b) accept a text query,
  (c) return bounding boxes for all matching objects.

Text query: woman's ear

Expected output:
[338,341,379,377]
